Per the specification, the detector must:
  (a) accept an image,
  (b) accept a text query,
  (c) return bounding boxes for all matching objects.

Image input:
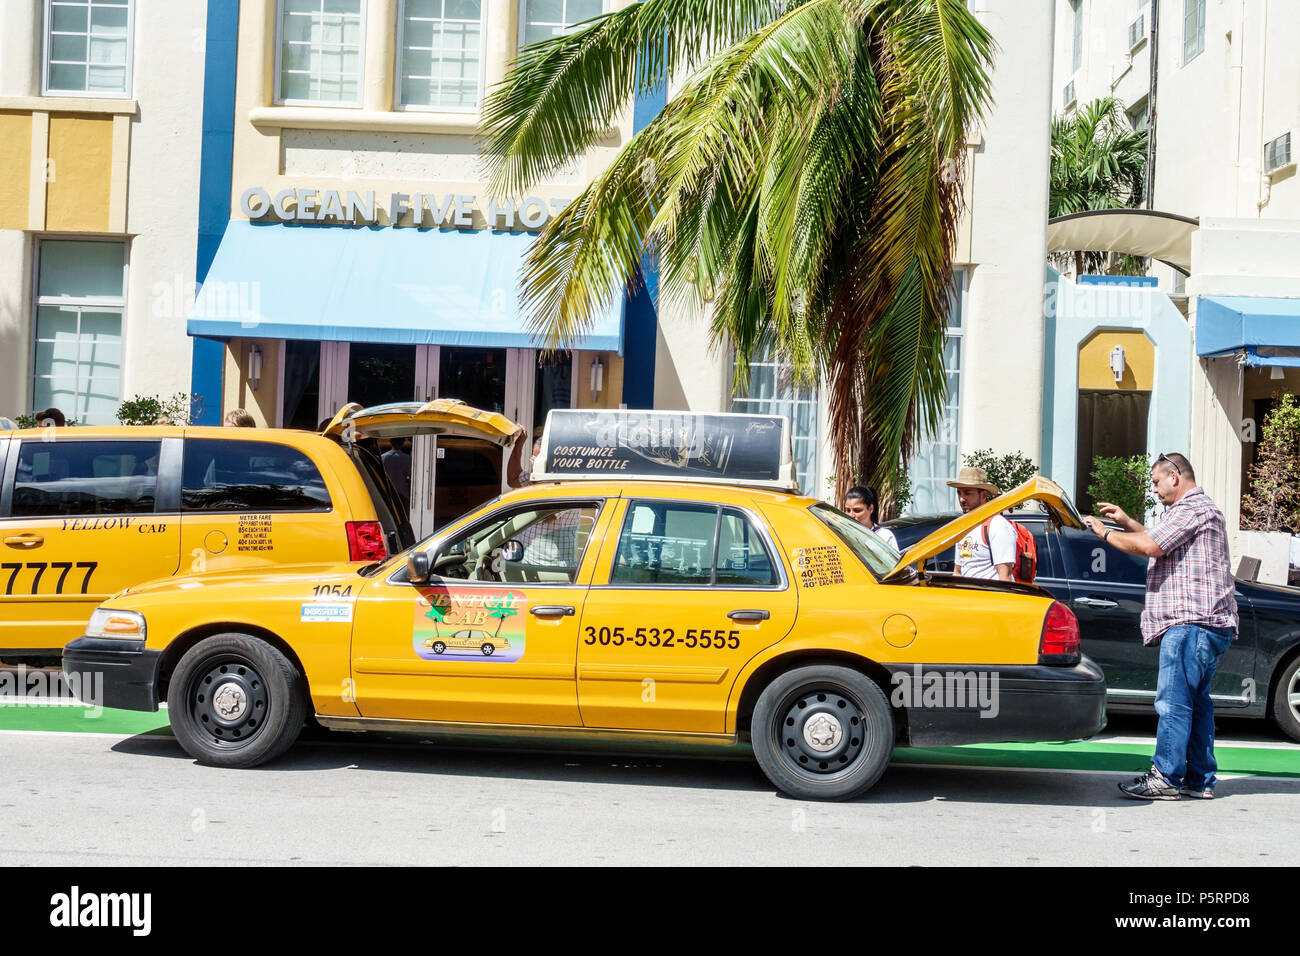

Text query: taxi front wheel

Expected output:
[751,665,893,801]
[168,634,307,768]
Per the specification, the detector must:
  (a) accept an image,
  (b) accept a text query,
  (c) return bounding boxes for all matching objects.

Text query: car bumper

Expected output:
[883,657,1107,747]
[62,637,162,713]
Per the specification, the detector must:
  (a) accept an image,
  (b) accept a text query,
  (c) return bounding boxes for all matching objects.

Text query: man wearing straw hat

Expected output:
[948,466,1016,582]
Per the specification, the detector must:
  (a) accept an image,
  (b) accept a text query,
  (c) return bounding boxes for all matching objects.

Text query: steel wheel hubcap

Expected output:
[1288,670,1300,723]
[190,659,269,748]
[779,689,867,776]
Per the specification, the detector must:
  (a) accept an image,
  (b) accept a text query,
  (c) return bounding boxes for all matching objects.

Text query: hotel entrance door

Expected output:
[317,344,561,537]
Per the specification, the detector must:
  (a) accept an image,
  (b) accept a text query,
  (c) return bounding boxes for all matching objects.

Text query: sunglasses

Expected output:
[1154,453,1182,476]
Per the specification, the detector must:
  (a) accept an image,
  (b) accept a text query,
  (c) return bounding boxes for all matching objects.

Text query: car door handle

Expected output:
[3,534,43,549]
[1074,597,1118,610]
[530,605,575,617]
[727,609,770,621]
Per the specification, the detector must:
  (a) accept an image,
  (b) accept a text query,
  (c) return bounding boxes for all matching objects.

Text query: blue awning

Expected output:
[187,220,624,351]
[1196,295,1300,359]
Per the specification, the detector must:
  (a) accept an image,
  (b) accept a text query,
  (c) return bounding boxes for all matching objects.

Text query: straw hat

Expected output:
[946,466,1000,495]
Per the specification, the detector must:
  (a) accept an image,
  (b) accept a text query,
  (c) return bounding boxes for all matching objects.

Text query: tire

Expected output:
[167,634,307,768]
[432,641,446,655]
[751,664,894,801]
[1270,654,1300,743]
[481,643,495,657]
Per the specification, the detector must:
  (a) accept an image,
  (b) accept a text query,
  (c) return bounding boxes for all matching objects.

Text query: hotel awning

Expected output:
[187,220,624,351]
[1196,295,1300,363]
[1047,209,1199,274]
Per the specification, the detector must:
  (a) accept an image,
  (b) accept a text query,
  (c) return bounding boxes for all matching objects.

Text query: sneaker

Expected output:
[1118,767,1181,800]
[1179,785,1214,799]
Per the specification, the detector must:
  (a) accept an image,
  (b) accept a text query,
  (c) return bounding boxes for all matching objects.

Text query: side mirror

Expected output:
[407,551,431,584]
[499,539,525,563]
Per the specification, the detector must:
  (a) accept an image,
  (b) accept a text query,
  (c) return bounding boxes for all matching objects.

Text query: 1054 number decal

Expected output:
[2,561,98,595]
[583,626,740,649]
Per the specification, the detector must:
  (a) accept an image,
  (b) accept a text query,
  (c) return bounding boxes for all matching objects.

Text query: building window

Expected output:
[905,270,966,516]
[732,346,820,496]
[1182,0,1205,65]
[1070,0,1083,73]
[1127,97,1149,133]
[398,0,485,110]
[32,240,127,427]
[518,0,603,48]
[42,0,133,97]
[277,0,365,105]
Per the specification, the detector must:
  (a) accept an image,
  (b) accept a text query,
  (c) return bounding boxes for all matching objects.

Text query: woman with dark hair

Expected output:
[842,485,899,551]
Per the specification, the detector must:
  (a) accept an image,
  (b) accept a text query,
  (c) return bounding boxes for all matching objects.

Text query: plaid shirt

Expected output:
[1140,487,1239,645]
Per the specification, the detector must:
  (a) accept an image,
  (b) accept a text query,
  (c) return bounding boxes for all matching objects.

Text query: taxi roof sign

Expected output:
[534,410,797,492]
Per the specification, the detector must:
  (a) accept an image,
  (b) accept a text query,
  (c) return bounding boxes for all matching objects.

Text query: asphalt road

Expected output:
[3,718,1298,866]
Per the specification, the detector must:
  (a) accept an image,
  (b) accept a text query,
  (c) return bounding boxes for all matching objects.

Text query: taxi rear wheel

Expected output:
[751,664,893,801]
[168,634,306,768]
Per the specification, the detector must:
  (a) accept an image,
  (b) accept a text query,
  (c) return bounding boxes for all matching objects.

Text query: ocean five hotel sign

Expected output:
[240,187,568,231]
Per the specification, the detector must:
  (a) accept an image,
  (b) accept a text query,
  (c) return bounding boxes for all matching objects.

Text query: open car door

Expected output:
[884,477,1085,582]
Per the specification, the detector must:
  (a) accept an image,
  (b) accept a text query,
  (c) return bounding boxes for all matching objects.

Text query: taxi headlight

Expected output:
[86,608,147,641]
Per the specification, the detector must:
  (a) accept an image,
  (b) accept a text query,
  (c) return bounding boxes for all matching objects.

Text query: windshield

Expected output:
[809,503,900,578]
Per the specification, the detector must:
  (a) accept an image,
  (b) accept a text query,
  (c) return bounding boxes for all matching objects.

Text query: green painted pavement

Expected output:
[0,705,171,736]
[2,706,1298,778]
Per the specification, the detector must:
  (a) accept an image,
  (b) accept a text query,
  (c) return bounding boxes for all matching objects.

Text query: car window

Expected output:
[12,440,161,517]
[1058,526,1148,585]
[182,438,330,513]
[432,502,599,584]
[716,508,778,586]
[612,501,717,586]
[809,503,898,577]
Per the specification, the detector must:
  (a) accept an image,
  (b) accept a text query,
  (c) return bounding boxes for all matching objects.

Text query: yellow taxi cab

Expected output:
[0,400,519,665]
[64,410,1106,801]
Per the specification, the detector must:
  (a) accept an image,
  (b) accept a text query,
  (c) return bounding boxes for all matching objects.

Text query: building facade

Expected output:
[0,0,207,425]
[1050,0,1300,539]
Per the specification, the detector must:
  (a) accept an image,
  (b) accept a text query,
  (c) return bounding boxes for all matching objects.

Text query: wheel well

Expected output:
[735,650,908,744]
[157,624,309,706]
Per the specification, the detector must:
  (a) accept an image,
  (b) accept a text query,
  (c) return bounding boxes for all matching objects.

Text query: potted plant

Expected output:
[1239,393,1300,585]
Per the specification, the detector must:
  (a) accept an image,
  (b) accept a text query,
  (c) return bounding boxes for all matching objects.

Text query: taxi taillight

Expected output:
[346,521,388,562]
[1039,601,1080,664]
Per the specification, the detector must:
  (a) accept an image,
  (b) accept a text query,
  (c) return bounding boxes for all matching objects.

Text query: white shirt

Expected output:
[955,514,1017,580]
[870,524,899,551]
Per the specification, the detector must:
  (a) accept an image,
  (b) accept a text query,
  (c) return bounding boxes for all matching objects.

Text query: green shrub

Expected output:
[963,448,1037,510]
[1240,392,1300,533]
[117,393,202,426]
[1087,455,1156,523]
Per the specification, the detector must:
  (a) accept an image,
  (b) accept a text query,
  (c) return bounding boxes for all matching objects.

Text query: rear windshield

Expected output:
[809,503,900,578]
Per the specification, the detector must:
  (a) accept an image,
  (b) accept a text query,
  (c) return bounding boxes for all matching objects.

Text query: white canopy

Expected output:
[1047,209,1199,274]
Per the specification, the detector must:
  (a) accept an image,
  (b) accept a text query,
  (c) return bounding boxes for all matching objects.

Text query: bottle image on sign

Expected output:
[413,588,527,662]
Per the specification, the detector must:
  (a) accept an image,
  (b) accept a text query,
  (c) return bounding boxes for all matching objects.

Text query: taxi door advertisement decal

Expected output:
[414,588,527,662]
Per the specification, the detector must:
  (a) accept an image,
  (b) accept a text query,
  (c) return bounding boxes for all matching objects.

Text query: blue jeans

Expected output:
[1152,624,1235,790]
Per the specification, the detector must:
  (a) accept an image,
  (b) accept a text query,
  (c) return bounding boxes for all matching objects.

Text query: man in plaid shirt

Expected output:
[1083,452,1238,800]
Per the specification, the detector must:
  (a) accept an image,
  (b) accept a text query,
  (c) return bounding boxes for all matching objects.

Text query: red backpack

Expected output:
[980,518,1037,584]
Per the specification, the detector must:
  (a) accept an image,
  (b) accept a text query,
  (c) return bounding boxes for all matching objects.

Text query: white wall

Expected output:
[963,0,1056,465]
[121,0,208,402]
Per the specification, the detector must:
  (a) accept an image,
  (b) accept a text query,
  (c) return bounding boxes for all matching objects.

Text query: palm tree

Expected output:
[481,0,994,502]
[1049,96,1148,275]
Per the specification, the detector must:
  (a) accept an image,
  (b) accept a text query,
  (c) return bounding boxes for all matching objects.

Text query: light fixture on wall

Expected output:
[590,355,605,402]
[1271,364,1286,380]
[249,344,263,391]
[1109,344,1126,383]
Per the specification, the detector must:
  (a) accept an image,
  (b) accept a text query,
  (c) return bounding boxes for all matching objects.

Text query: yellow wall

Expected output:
[0,111,32,230]
[45,114,114,232]
[223,338,281,426]
[575,352,624,410]
[1078,330,1155,391]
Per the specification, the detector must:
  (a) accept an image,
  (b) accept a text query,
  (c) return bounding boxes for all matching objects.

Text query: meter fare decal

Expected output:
[413,588,527,662]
